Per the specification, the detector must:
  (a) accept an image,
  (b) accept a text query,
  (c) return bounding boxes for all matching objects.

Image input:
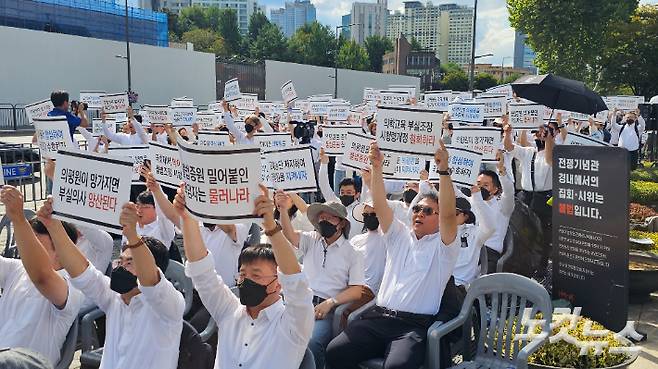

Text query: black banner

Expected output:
[552,145,629,331]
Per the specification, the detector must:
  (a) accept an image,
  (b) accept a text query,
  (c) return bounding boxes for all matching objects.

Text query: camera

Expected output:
[292,120,316,144]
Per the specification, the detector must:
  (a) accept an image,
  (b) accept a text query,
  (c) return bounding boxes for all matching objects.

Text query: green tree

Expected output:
[248,12,271,41]
[216,8,242,55]
[507,0,637,83]
[288,22,337,67]
[500,72,522,84]
[364,35,394,72]
[474,73,499,90]
[177,5,209,33]
[206,6,224,34]
[598,5,658,98]
[249,23,289,61]
[410,36,423,51]
[441,69,469,91]
[336,40,370,71]
[181,28,223,54]
[440,62,463,75]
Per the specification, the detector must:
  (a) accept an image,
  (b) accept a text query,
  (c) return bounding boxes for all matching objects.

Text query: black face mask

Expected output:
[245,124,255,133]
[318,220,338,238]
[339,195,355,207]
[480,188,492,201]
[363,214,379,231]
[403,189,418,204]
[535,139,546,151]
[110,266,138,294]
[238,277,277,307]
[317,131,323,138]
[626,119,635,125]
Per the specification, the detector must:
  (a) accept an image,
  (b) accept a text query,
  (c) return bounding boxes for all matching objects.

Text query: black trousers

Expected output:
[486,247,502,274]
[521,190,553,269]
[326,316,427,369]
[629,149,639,171]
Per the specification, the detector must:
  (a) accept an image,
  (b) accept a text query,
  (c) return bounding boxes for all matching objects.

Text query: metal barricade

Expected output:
[0,104,17,131]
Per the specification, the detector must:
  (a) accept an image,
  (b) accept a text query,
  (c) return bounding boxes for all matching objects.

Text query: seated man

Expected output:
[175,183,314,369]
[326,141,460,369]
[278,194,365,369]
[38,198,185,369]
[121,190,177,261]
[0,186,83,367]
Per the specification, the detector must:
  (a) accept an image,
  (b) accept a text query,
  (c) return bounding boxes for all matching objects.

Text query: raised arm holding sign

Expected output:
[224,78,241,102]
[281,80,298,105]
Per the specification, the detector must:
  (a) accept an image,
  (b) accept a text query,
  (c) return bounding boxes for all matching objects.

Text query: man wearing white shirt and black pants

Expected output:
[279,199,365,369]
[176,183,315,369]
[39,198,185,369]
[327,141,460,369]
[612,111,642,170]
[504,122,555,271]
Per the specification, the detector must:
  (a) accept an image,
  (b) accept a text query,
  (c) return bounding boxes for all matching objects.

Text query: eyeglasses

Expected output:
[136,204,154,209]
[362,212,377,218]
[411,205,439,216]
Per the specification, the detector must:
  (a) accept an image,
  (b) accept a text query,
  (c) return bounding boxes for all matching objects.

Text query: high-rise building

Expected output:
[341,14,352,39]
[159,0,191,13]
[513,31,537,73]
[386,2,473,66]
[383,34,440,91]
[269,0,316,38]
[350,0,388,45]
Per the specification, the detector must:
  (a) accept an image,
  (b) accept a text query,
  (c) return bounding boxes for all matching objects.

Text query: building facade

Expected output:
[513,30,537,73]
[383,35,440,91]
[270,0,316,38]
[350,0,388,45]
[386,1,473,66]
[462,63,534,81]
[0,0,168,46]
[159,0,191,13]
[341,14,352,39]
[163,0,263,34]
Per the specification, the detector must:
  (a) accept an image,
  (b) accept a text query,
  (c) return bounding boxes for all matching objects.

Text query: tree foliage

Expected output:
[441,69,469,91]
[409,36,423,51]
[500,73,523,85]
[181,28,225,55]
[249,23,289,61]
[248,12,270,41]
[216,8,242,55]
[337,40,370,71]
[364,35,394,72]
[288,22,337,67]
[474,73,499,90]
[507,0,637,82]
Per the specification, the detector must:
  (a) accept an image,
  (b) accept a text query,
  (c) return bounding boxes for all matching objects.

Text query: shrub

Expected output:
[629,203,658,222]
[630,167,658,182]
[630,181,658,204]
[529,316,630,368]
[629,230,658,253]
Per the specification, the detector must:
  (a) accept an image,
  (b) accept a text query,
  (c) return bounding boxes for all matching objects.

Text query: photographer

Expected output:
[47,90,89,139]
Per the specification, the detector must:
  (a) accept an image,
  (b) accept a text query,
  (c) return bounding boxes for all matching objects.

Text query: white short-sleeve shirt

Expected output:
[376,219,460,315]
[350,231,387,295]
[201,223,250,287]
[298,231,365,299]
[510,144,552,192]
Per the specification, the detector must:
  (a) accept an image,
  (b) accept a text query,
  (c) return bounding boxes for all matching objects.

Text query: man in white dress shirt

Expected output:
[326,141,459,369]
[0,186,83,367]
[175,183,315,369]
[612,111,642,170]
[37,198,185,369]
[222,100,263,145]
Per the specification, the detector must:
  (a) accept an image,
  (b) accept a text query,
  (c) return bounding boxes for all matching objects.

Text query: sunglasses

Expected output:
[362,212,377,218]
[411,205,439,216]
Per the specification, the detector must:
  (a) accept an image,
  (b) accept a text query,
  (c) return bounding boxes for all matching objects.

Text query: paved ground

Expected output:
[1,132,656,368]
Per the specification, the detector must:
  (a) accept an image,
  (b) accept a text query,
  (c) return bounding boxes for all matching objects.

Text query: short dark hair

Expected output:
[238,244,277,269]
[30,217,78,244]
[339,177,361,193]
[136,191,155,206]
[123,236,169,272]
[417,192,439,205]
[50,90,69,108]
[478,170,502,193]
[245,115,260,127]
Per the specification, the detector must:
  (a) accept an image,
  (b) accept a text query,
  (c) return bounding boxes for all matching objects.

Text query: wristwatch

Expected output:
[265,221,283,237]
[125,237,145,249]
[437,168,452,176]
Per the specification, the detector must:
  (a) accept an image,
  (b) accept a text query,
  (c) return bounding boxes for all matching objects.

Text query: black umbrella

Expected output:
[511,74,608,115]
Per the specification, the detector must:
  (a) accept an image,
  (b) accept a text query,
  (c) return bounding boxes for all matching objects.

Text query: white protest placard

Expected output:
[485,84,514,99]
[564,131,611,147]
[237,94,258,111]
[253,132,291,152]
[476,94,508,118]
[509,102,544,129]
[33,117,76,159]
[611,95,644,111]
[448,101,485,123]
[451,127,502,162]
[224,78,241,102]
[51,149,133,234]
[143,105,169,124]
[289,109,304,122]
[379,90,410,107]
[429,146,482,187]
[281,80,298,104]
[258,102,273,116]
[196,131,231,147]
[452,91,473,101]
[340,131,375,171]
[101,93,129,114]
[382,153,425,180]
[376,106,442,157]
[177,140,262,224]
[148,141,183,189]
[321,125,364,156]
[196,111,218,130]
[327,102,350,122]
[363,88,380,102]
[168,107,197,127]
[79,91,105,109]
[424,91,453,111]
[262,145,318,193]
[309,101,329,117]
[171,97,194,108]
[107,145,149,183]
[208,101,222,112]
[294,100,309,114]
[389,85,417,98]
[24,99,54,123]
